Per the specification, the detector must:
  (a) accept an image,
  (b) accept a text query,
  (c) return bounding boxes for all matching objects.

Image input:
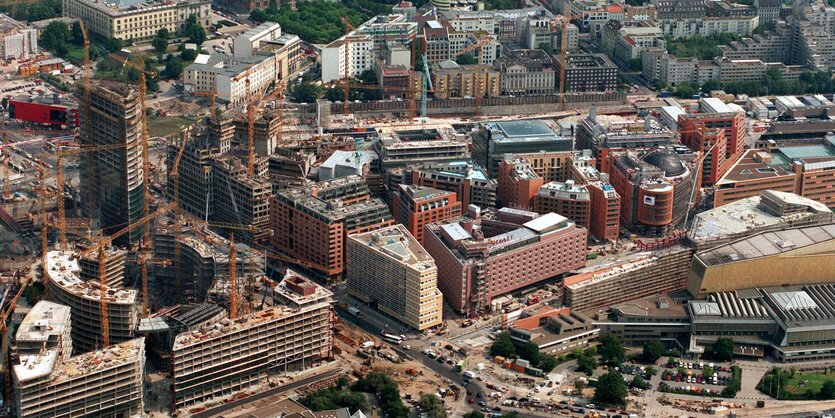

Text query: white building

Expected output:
[184,52,279,106]
[233,21,282,57]
[62,0,211,41]
[321,34,374,83]
[0,15,37,60]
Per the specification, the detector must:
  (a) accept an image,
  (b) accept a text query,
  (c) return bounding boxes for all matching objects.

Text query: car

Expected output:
[478,401,487,407]
[468,399,474,404]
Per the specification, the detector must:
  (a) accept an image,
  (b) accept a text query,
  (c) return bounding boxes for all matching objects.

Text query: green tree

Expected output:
[125,67,141,83]
[102,37,123,52]
[641,341,665,364]
[646,366,656,377]
[674,82,698,98]
[701,79,721,92]
[180,49,198,62]
[630,375,648,390]
[711,337,734,361]
[577,353,598,376]
[501,412,520,418]
[1,97,7,109]
[538,42,555,55]
[250,9,268,23]
[490,332,516,358]
[290,83,320,103]
[157,28,170,39]
[598,335,625,365]
[462,412,484,418]
[517,342,541,364]
[821,380,835,400]
[185,14,206,45]
[162,57,184,79]
[703,366,713,378]
[358,69,377,85]
[539,355,558,372]
[419,394,447,418]
[40,21,69,56]
[594,371,628,406]
[152,37,168,54]
[70,21,84,45]
[456,54,477,65]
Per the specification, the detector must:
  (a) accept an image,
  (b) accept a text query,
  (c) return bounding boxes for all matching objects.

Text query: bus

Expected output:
[380,331,403,345]
[346,307,361,317]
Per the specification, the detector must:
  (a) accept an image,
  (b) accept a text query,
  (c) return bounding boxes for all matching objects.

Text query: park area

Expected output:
[759,368,835,400]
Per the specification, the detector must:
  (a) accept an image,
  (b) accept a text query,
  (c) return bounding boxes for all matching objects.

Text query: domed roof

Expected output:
[643,150,686,177]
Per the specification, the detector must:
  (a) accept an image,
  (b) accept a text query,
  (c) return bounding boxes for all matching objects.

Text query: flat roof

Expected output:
[523,212,569,233]
[16,301,71,344]
[45,251,136,304]
[350,225,435,271]
[15,338,144,384]
[696,224,835,267]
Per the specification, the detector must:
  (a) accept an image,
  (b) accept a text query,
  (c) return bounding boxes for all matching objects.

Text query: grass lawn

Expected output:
[779,371,831,396]
[147,115,197,138]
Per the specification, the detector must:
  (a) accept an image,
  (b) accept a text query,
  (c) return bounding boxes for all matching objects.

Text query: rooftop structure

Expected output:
[62,0,211,41]
[13,338,145,418]
[576,108,674,173]
[386,160,497,209]
[319,150,378,181]
[376,127,468,169]
[686,224,835,298]
[347,225,443,330]
[15,301,72,361]
[688,190,834,249]
[554,53,618,92]
[45,251,138,354]
[509,311,599,355]
[479,120,572,176]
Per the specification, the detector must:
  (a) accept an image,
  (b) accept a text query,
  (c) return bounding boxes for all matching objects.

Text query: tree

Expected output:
[539,355,558,372]
[594,372,628,406]
[598,335,625,365]
[250,9,268,23]
[456,54,477,65]
[152,37,168,54]
[1,97,7,109]
[40,21,69,55]
[180,49,198,62]
[630,375,648,390]
[821,380,835,400]
[185,14,206,45]
[711,337,734,361]
[414,53,425,71]
[125,67,141,83]
[645,366,656,377]
[70,21,84,45]
[157,28,170,39]
[419,394,447,418]
[358,69,377,85]
[102,37,123,52]
[641,341,665,364]
[516,342,541,364]
[501,412,520,418]
[490,332,516,358]
[576,353,598,376]
[462,412,485,418]
[538,42,555,55]
[703,366,713,378]
[290,83,320,103]
[701,79,721,92]
[162,57,184,79]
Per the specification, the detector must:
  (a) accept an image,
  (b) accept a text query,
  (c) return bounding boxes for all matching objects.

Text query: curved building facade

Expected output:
[45,251,138,354]
[637,180,674,226]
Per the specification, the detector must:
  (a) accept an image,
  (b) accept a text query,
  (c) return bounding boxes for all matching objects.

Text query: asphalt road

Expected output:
[191,368,341,418]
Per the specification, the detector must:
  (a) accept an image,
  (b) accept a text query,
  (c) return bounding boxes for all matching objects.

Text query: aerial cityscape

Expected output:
[0,0,833,416]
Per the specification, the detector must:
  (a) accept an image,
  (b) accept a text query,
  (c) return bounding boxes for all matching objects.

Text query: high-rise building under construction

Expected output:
[79,81,145,245]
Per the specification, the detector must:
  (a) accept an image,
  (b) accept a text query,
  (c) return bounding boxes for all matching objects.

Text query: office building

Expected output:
[522,16,579,52]
[347,225,444,331]
[576,108,674,172]
[62,0,211,41]
[0,14,37,60]
[233,21,282,57]
[687,190,834,249]
[563,245,694,311]
[554,53,618,93]
[79,81,145,246]
[184,52,281,106]
[678,99,747,186]
[493,49,557,95]
[432,60,501,99]
[601,20,666,66]
[45,251,138,354]
[713,138,835,208]
[319,150,378,182]
[686,224,835,298]
[497,158,543,210]
[13,336,145,418]
[172,271,333,409]
[477,120,573,176]
[386,160,497,209]
[270,176,394,278]
[509,311,599,356]
[15,301,72,360]
[391,184,461,244]
[592,294,692,347]
[376,127,469,170]
[607,148,700,233]
[534,180,590,232]
[424,211,587,314]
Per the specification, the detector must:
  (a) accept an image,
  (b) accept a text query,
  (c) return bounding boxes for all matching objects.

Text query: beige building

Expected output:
[172,270,333,410]
[347,225,443,331]
[686,224,835,298]
[13,334,145,418]
[62,0,211,41]
[432,60,501,99]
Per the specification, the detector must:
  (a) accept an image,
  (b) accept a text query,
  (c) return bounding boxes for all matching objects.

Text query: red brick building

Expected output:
[678,111,745,186]
[424,212,587,315]
[497,158,543,211]
[270,176,394,278]
[391,184,462,244]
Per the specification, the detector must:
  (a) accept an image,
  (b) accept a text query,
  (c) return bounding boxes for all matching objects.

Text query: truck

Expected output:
[347,307,361,317]
[463,371,476,379]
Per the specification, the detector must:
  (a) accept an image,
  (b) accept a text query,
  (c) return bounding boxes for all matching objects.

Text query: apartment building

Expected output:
[79,81,145,246]
[554,54,618,93]
[493,49,557,95]
[270,176,394,278]
[14,337,145,418]
[45,251,139,354]
[347,225,444,330]
[172,272,333,410]
[432,60,501,99]
[424,211,587,314]
[184,52,280,107]
[497,158,543,210]
[391,184,461,244]
[233,21,283,57]
[601,20,666,65]
[386,160,498,208]
[321,34,374,83]
[62,0,211,41]
[0,14,37,60]
[534,180,591,232]
[568,152,621,241]
[522,16,579,52]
